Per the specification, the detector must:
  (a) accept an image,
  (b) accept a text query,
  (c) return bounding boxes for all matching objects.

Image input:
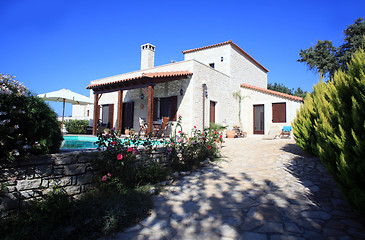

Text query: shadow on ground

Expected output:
[106,141,365,240]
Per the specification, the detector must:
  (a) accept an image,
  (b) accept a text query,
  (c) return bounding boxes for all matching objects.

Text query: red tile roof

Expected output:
[241,83,304,102]
[86,71,192,89]
[182,40,269,73]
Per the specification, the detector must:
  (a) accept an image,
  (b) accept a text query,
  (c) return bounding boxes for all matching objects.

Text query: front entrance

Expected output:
[253,104,264,134]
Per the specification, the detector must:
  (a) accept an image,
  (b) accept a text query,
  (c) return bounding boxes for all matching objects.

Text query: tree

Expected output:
[293,48,365,214]
[298,18,365,79]
[267,83,308,98]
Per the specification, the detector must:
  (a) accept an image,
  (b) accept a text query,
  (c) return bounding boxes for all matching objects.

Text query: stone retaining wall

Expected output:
[0,146,168,218]
[0,150,101,217]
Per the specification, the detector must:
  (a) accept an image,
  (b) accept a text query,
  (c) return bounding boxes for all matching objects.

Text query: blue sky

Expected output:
[1,0,364,117]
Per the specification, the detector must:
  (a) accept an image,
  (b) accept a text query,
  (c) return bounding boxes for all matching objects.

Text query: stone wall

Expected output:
[0,150,100,217]
[0,146,169,218]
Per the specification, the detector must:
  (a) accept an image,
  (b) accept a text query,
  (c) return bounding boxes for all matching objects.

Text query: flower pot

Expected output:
[125,129,130,135]
[226,130,235,138]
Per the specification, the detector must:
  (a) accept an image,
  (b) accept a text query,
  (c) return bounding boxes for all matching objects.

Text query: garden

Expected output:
[0,74,224,239]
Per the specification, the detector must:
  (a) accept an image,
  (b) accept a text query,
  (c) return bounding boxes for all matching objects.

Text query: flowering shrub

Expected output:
[93,129,169,190]
[0,74,63,162]
[167,116,223,170]
[94,116,223,190]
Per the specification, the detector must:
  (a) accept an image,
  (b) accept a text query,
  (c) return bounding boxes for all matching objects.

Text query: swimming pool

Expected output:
[61,136,99,150]
[61,136,167,150]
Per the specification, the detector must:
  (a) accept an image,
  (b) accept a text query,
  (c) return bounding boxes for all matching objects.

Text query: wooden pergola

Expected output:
[86,71,192,135]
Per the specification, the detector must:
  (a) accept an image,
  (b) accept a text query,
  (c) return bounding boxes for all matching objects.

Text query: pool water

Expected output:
[61,136,99,150]
[61,136,167,150]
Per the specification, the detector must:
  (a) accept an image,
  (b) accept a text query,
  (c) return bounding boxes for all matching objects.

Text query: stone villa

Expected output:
[74,40,303,135]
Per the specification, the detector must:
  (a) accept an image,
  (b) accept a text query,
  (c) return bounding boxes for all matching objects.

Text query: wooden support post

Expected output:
[147,85,154,135]
[117,90,123,134]
[92,93,99,135]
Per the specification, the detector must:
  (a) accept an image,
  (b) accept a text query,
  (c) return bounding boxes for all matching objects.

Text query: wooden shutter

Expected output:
[170,96,177,121]
[210,101,216,124]
[272,103,286,123]
[108,104,114,128]
[122,102,134,130]
[153,98,158,121]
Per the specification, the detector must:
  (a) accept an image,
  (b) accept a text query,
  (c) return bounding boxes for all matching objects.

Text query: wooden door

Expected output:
[122,102,134,133]
[253,104,264,134]
[210,101,216,125]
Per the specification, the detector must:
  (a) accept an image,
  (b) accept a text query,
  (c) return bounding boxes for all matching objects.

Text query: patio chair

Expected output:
[153,117,169,138]
[138,117,148,136]
[280,126,292,139]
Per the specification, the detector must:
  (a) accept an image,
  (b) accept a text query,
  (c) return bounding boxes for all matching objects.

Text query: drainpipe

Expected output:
[202,83,206,130]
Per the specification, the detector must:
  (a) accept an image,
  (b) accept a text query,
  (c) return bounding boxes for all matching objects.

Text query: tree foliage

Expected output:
[298,18,365,79]
[267,83,308,98]
[0,74,63,162]
[293,49,365,214]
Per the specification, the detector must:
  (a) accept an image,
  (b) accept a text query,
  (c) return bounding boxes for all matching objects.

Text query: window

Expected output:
[209,63,215,68]
[272,103,286,123]
[155,96,177,121]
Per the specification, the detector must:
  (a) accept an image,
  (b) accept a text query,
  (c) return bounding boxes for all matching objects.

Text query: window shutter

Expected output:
[108,104,114,128]
[153,98,158,121]
[272,103,286,123]
[170,96,177,121]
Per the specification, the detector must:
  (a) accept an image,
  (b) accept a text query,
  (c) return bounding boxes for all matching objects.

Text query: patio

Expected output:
[101,137,365,239]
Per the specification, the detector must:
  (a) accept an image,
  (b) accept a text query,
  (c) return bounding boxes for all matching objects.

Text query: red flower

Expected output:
[220,135,222,138]
[111,141,116,146]
[214,130,218,134]
[194,126,196,128]
[127,147,133,152]
[178,130,181,133]
[101,176,107,181]
[202,138,206,141]
[117,154,123,160]
[208,146,212,149]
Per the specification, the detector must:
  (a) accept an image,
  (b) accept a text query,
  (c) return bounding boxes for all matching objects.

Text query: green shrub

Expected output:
[293,48,365,214]
[0,187,152,240]
[0,74,63,162]
[64,119,89,134]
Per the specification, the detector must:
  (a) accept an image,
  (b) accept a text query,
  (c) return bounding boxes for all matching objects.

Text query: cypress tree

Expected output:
[294,47,365,214]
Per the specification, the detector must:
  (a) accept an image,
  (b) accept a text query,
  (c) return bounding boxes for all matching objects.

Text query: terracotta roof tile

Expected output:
[182,40,269,73]
[241,83,304,102]
[86,71,192,89]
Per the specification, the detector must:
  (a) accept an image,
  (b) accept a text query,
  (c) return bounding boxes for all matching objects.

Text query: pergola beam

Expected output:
[147,85,154,135]
[117,90,123,133]
[92,93,100,135]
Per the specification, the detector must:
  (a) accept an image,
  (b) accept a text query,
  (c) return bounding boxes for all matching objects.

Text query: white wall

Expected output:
[230,45,267,89]
[184,44,231,76]
[240,87,302,135]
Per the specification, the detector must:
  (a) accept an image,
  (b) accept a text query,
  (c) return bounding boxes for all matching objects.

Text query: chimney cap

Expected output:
[141,43,155,51]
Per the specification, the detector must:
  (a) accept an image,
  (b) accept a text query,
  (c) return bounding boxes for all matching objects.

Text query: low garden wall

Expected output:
[0,150,98,217]
[0,146,168,218]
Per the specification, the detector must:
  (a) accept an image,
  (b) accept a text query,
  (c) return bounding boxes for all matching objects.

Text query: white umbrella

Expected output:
[37,88,93,128]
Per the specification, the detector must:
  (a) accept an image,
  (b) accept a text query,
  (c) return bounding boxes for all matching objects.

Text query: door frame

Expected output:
[253,104,264,134]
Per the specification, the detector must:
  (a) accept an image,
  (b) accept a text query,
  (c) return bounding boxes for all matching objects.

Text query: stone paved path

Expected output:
[103,138,365,240]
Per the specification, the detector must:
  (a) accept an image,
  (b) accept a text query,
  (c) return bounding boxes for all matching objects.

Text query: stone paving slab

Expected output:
[101,138,365,240]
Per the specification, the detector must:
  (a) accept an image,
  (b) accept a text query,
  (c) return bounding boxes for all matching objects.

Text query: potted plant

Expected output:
[226,129,235,138]
[104,128,110,134]
[130,128,136,136]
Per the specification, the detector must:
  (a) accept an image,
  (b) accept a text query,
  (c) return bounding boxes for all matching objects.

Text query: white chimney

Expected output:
[141,43,155,70]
